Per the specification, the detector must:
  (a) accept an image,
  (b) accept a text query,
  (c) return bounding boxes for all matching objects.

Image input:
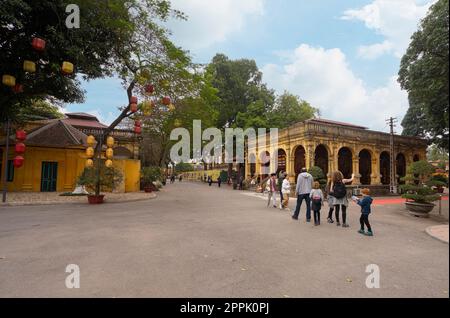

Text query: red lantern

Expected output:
[12,84,24,93]
[130,103,138,113]
[135,120,142,127]
[134,126,142,134]
[13,156,24,168]
[130,96,138,104]
[15,143,26,154]
[145,84,155,94]
[16,130,27,142]
[32,37,46,52]
[162,96,171,106]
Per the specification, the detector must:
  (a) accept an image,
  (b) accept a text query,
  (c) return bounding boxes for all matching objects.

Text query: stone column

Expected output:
[305,143,314,170]
[352,155,361,185]
[371,154,382,185]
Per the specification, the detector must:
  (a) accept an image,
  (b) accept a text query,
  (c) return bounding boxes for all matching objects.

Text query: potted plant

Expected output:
[308,166,327,189]
[430,173,448,193]
[400,160,440,217]
[141,167,162,193]
[77,165,123,204]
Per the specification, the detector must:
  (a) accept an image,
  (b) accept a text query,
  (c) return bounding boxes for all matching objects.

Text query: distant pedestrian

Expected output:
[239,175,244,190]
[217,176,222,188]
[281,174,291,210]
[208,176,212,186]
[292,168,314,221]
[267,173,278,208]
[328,171,354,228]
[179,175,183,182]
[278,171,285,204]
[353,188,374,236]
[310,182,324,226]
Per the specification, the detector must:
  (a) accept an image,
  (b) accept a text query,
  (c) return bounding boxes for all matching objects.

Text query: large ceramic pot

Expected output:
[144,183,157,193]
[87,195,104,204]
[405,201,435,217]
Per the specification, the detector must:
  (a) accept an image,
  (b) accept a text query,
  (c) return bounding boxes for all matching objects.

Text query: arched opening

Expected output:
[380,151,390,185]
[338,147,353,179]
[260,151,270,180]
[396,153,407,184]
[413,154,420,162]
[277,149,286,175]
[249,154,256,177]
[294,146,306,180]
[314,144,329,176]
[359,149,372,185]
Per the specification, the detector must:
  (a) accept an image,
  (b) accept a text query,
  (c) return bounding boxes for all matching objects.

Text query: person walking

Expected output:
[325,180,335,223]
[217,176,222,188]
[292,168,314,221]
[353,188,374,236]
[278,171,285,204]
[310,182,324,226]
[208,176,212,186]
[281,174,291,210]
[328,171,354,228]
[267,173,278,208]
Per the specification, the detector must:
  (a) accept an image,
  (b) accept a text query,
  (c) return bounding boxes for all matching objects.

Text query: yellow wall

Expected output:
[1,146,141,193]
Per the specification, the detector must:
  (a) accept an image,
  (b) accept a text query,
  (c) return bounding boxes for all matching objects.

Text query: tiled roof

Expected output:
[306,118,368,130]
[24,120,89,148]
[61,118,108,129]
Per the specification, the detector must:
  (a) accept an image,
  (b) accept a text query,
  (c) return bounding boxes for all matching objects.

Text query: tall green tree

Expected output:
[398,0,449,150]
[207,54,275,129]
[268,91,318,128]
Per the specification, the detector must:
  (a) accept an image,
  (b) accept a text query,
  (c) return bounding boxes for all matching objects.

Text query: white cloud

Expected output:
[262,44,408,131]
[342,0,435,58]
[357,40,393,60]
[168,0,265,50]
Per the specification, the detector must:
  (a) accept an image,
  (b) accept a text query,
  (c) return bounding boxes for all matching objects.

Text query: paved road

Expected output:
[0,182,448,297]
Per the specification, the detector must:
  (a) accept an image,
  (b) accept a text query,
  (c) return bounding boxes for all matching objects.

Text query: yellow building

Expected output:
[0,113,140,193]
[246,118,427,188]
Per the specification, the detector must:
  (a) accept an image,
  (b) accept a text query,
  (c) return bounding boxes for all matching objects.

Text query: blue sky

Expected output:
[67,0,435,132]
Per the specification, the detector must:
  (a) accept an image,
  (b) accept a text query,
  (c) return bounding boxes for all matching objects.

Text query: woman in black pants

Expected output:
[328,171,354,227]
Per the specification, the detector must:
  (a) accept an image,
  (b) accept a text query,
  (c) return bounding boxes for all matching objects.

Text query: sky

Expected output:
[66,0,436,132]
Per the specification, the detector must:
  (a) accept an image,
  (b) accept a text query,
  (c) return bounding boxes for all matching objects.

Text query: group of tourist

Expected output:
[265,168,374,236]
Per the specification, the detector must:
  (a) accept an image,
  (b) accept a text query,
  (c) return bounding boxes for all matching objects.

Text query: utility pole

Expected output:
[386,117,398,194]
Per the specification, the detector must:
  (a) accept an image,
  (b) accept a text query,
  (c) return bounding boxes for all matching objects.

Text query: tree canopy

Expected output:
[398,0,449,150]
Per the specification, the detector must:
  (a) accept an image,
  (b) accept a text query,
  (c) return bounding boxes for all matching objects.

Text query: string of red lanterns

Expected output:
[13,130,27,168]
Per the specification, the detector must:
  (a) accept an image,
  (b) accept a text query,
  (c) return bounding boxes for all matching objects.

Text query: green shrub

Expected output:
[141,166,162,186]
[77,164,123,193]
[400,160,440,203]
[308,166,327,188]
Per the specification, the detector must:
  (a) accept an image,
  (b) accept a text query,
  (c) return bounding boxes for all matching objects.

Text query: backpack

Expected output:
[311,191,322,203]
[333,182,347,199]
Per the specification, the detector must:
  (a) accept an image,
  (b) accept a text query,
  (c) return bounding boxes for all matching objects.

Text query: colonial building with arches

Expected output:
[246,118,427,187]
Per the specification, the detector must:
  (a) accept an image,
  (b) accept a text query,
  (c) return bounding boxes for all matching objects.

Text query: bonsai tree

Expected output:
[77,165,123,194]
[308,166,327,189]
[141,166,162,192]
[430,172,448,192]
[400,161,440,204]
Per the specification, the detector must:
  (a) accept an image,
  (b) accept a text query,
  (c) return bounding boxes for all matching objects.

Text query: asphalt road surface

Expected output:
[0,182,448,297]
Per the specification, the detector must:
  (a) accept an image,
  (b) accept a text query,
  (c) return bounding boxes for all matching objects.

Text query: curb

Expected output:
[0,193,157,208]
[425,225,449,244]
